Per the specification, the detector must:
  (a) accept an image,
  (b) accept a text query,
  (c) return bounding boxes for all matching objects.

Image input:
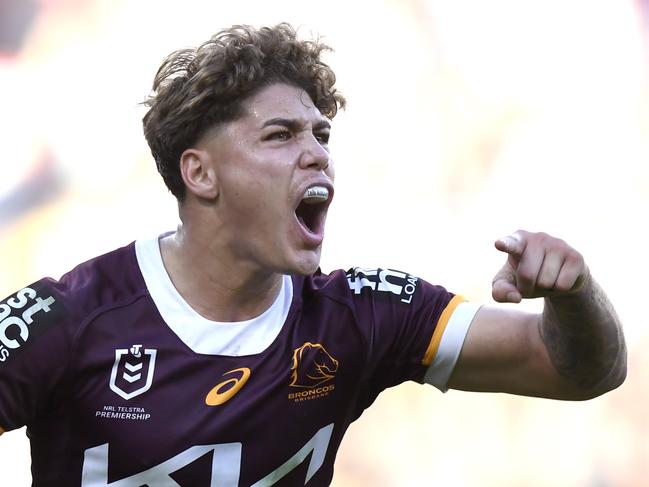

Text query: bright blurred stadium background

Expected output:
[0,0,648,485]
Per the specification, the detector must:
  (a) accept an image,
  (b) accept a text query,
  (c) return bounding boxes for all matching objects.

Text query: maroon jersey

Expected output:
[0,237,477,486]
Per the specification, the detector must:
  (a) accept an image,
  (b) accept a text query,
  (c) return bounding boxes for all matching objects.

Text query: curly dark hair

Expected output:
[142,23,346,201]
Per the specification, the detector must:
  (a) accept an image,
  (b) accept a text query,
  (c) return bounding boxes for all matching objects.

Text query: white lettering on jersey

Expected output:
[251,423,333,486]
[81,442,242,486]
[80,423,334,486]
[0,287,56,360]
[376,269,406,295]
[346,267,418,303]
[346,268,378,294]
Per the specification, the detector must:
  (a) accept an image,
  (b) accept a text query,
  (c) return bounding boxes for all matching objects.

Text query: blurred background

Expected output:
[0,0,647,485]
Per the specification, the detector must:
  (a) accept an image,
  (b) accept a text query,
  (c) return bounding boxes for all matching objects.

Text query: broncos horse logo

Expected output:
[289,342,339,388]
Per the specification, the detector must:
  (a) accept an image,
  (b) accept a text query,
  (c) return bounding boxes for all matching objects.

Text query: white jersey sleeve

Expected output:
[424,302,481,392]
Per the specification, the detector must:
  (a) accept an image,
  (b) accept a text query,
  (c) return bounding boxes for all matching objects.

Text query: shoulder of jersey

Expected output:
[294,269,351,299]
[0,243,145,363]
[59,242,147,311]
[297,267,421,305]
[3,242,146,321]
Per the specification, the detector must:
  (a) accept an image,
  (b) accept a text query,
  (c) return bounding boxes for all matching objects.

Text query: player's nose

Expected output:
[298,134,330,172]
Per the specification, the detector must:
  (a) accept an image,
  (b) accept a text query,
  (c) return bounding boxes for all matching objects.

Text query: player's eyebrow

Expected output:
[262,117,331,132]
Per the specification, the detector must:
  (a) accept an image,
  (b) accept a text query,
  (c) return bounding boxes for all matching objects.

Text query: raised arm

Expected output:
[447,230,627,400]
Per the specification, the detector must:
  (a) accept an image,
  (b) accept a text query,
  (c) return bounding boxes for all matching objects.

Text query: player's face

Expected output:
[201,83,334,276]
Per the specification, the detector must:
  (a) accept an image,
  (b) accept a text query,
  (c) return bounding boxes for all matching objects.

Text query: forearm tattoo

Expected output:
[540,275,627,392]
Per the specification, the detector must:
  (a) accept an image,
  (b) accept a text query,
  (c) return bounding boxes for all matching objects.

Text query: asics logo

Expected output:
[205,367,251,406]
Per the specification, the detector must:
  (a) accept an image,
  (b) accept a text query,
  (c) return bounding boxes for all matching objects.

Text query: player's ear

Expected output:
[179,148,219,200]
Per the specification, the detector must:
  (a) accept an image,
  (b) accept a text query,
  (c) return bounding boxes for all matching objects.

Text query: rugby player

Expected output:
[0,23,626,486]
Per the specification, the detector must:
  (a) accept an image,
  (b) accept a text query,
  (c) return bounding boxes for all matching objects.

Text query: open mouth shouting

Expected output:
[293,182,334,247]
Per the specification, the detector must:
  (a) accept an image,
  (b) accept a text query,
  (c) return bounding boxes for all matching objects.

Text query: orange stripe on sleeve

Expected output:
[0,426,4,435]
[421,295,465,366]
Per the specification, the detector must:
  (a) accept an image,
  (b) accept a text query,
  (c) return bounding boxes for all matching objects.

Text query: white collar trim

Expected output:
[134,236,292,356]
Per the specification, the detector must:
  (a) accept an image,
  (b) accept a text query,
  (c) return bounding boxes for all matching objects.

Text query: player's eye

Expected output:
[265,130,291,141]
[314,131,330,145]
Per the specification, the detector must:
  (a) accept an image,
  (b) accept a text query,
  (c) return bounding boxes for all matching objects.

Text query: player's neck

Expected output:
[158,228,283,323]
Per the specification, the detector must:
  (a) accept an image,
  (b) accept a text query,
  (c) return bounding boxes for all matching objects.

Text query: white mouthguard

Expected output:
[302,186,329,204]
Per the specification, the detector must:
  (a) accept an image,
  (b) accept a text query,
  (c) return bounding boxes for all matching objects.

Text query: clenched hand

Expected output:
[491,230,589,303]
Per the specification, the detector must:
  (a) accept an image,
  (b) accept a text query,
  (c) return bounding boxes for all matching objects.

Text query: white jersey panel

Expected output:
[424,302,481,392]
[135,237,292,356]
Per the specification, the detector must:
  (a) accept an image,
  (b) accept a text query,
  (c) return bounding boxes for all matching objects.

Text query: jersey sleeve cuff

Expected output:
[423,301,481,392]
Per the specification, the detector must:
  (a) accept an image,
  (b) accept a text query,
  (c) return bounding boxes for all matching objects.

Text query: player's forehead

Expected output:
[240,83,327,129]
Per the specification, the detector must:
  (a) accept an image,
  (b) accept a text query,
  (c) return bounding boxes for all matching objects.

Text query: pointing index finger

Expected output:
[495,231,526,256]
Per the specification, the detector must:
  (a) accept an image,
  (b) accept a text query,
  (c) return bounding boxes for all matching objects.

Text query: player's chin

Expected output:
[288,248,322,276]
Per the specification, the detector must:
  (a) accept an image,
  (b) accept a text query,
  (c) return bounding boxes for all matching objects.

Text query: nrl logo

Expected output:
[109,344,157,400]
